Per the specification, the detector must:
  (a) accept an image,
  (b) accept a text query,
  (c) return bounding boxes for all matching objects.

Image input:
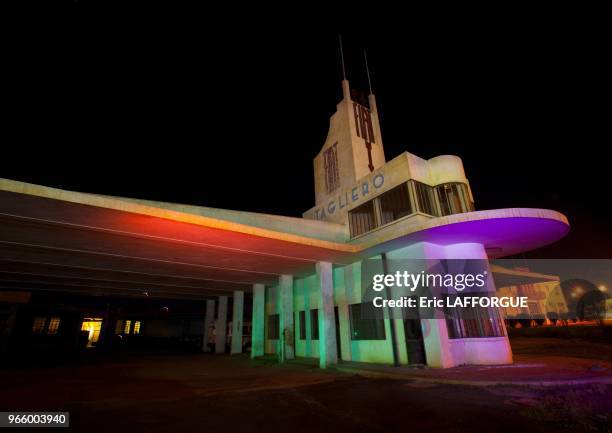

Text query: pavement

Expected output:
[0,350,610,433]
[270,336,612,387]
[333,356,612,386]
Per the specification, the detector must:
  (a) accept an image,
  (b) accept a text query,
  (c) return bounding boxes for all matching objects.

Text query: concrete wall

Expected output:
[262,240,513,368]
[305,151,473,225]
[312,81,386,207]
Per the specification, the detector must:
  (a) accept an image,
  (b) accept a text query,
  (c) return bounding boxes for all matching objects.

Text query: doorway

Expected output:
[403,319,426,365]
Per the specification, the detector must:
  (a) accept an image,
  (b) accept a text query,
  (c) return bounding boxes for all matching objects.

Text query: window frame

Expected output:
[378,182,412,226]
[267,314,280,340]
[299,311,306,340]
[445,295,506,339]
[310,309,319,340]
[349,302,386,341]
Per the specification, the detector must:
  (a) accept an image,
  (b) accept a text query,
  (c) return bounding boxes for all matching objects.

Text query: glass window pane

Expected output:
[349,303,386,340]
[412,181,437,216]
[32,317,46,334]
[267,314,280,340]
[435,183,472,216]
[445,295,504,339]
[299,311,306,340]
[310,310,319,340]
[379,183,412,225]
[47,317,61,335]
[349,201,377,237]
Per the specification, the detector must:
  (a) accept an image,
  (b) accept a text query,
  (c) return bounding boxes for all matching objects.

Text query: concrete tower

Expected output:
[313,80,386,206]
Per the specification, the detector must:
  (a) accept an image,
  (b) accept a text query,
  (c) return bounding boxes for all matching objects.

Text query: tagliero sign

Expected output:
[313,173,385,220]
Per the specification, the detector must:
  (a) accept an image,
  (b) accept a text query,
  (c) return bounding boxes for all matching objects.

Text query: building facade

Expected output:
[255,80,570,368]
[0,80,569,369]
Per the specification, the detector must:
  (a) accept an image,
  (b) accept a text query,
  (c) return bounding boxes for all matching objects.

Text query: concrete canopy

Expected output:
[0,178,569,300]
[0,179,355,300]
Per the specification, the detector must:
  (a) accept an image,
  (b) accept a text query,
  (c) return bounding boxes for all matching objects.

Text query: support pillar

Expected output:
[251,284,265,359]
[202,299,215,352]
[231,291,244,354]
[316,261,337,368]
[278,274,294,361]
[215,295,228,354]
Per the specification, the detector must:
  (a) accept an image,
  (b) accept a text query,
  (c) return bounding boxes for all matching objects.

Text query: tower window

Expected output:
[323,143,340,194]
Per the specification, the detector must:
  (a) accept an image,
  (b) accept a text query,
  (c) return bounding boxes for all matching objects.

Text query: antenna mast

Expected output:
[364,50,373,94]
[339,34,347,80]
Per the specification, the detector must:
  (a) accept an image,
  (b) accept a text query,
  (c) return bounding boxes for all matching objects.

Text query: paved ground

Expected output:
[335,340,612,385]
[0,342,610,433]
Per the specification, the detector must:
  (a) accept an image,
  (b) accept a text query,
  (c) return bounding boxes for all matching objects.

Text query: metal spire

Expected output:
[364,50,373,94]
[339,34,347,80]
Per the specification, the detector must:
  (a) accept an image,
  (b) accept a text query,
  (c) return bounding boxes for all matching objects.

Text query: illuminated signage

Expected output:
[314,173,385,220]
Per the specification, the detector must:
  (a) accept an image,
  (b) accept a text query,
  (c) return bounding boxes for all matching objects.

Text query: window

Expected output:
[412,181,437,216]
[115,320,124,334]
[47,317,61,335]
[349,201,377,237]
[349,303,386,340]
[124,320,132,334]
[379,183,412,225]
[299,311,306,340]
[323,143,340,194]
[435,183,473,216]
[133,321,141,335]
[445,295,505,338]
[81,318,103,347]
[267,314,279,340]
[310,310,319,340]
[32,317,46,334]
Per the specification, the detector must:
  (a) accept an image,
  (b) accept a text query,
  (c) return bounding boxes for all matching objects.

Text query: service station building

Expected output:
[0,80,569,368]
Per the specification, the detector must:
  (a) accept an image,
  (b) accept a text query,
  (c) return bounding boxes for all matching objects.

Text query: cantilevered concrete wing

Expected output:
[0,178,569,300]
[0,179,355,300]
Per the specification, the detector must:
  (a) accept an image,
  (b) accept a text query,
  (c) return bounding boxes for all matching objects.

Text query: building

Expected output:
[0,79,569,368]
[494,266,569,325]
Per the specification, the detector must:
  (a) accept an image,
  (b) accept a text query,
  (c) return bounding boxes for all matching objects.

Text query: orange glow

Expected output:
[81,318,103,347]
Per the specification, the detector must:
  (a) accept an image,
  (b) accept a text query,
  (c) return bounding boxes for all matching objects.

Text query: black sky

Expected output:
[2,16,610,258]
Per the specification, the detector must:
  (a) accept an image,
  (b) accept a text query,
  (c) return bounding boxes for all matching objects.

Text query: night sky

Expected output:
[2,21,609,258]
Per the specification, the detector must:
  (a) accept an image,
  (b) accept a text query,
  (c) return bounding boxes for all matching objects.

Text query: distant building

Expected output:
[494,267,569,324]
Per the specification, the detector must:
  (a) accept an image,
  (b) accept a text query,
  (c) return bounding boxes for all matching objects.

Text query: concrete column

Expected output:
[251,284,265,359]
[316,261,337,368]
[231,291,244,354]
[278,274,294,361]
[202,299,215,352]
[215,296,228,354]
[302,282,312,358]
[337,303,351,361]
